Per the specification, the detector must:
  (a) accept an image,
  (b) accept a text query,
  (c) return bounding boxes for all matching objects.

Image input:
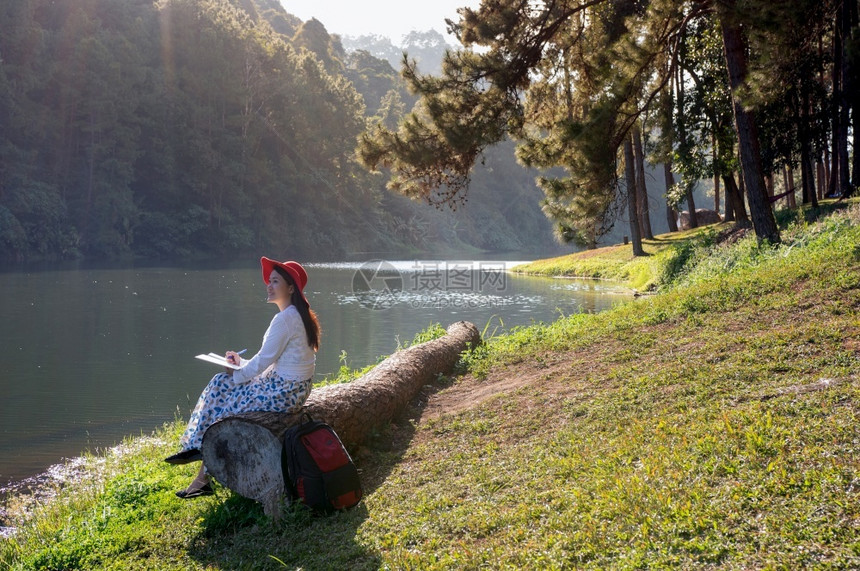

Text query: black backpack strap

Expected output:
[281,413,314,498]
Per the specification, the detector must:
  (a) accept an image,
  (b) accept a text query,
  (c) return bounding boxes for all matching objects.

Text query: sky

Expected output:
[279,0,481,42]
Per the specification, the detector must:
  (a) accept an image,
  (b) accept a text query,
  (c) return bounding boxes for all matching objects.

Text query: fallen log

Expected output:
[201,320,481,517]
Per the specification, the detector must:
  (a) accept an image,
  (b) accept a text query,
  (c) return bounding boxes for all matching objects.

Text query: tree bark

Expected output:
[818,33,831,199]
[675,61,698,229]
[801,145,818,207]
[664,163,679,232]
[799,82,819,207]
[785,165,798,209]
[718,0,780,243]
[660,51,678,233]
[723,172,749,224]
[714,174,721,215]
[201,321,482,517]
[624,137,645,255]
[838,0,853,197]
[632,124,654,240]
[847,0,859,198]
[713,136,721,216]
[717,136,736,223]
[685,186,698,228]
[830,4,844,198]
[817,159,825,200]
[723,173,736,223]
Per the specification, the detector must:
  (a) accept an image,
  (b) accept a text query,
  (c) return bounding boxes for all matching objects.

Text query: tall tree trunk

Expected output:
[801,154,818,206]
[713,134,721,215]
[685,186,698,228]
[714,174,721,214]
[723,173,736,223]
[800,84,819,207]
[624,137,645,255]
[817,158,826,200]
[723,172,749,224]
[632,124,654,239]
[664,163,679,232]
[717,137,737,223]
[817,35,828,201]
[659,50,678,233]
[675,60,698,229]
[785,164,798,208]
[838,0,852,196]
[830,3,844,197]
[848,0,859,198]
[800,147,818,207]
[718,0,781,242]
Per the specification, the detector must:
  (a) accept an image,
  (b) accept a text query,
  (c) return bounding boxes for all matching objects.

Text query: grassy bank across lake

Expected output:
[2,202,859,569]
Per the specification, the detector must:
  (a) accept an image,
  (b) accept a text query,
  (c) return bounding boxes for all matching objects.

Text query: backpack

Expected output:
[281,414,363,512]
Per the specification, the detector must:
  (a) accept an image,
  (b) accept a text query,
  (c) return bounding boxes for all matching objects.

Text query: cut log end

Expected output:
[201,418,285,518]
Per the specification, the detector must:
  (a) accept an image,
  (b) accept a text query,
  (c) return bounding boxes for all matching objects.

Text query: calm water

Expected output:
[0,260,629,488]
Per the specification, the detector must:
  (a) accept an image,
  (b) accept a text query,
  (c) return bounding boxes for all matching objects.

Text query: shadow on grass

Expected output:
[358,372,458,491]
[187,492,381,570]
[774,198,855,227]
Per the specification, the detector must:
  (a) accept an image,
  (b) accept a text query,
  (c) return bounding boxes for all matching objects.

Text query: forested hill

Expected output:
[0,0,562,262]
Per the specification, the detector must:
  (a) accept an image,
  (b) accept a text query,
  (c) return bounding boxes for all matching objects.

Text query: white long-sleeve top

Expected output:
[231,305,316,384]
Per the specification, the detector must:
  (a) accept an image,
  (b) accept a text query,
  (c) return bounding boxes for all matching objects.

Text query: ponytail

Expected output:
[274,266,321,351]
[292,289,321,351]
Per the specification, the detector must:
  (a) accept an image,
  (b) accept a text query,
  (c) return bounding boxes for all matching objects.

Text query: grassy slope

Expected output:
[2,203,859,570]
[511,224,707,291]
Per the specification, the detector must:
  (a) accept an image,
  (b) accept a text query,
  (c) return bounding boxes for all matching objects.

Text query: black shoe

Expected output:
[175,483,214,499]
[164,449,202,464]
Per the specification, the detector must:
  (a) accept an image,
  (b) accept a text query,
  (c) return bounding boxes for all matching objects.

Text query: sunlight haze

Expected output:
[279,0,481,41]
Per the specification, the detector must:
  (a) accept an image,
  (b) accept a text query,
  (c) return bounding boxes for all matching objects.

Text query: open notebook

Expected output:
[194,352,242,370]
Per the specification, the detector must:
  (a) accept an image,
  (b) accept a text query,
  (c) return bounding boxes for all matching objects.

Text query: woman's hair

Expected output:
[274,266,321,351]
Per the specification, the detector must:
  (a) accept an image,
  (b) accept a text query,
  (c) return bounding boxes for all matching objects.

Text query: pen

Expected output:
[227,349,247,365]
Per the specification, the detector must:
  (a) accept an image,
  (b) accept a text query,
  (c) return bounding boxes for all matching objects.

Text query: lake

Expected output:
[0,259,629,489]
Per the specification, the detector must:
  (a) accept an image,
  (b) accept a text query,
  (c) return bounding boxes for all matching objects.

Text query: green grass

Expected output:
[2,202,859,570]
[512,223,711,291]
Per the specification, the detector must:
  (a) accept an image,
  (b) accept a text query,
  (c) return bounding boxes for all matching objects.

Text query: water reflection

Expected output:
[0,261,630,487]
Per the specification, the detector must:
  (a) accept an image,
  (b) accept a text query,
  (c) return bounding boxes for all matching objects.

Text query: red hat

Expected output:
[260,257,309,307]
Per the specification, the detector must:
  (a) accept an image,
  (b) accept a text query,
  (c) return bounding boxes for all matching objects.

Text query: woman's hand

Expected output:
[225,351,242,366]
[225,351,243,374]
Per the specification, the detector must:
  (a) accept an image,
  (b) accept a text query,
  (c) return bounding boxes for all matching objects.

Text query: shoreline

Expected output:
[0,435,167,539]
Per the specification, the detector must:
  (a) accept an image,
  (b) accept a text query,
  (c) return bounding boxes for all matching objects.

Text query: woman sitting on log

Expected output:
[165,257,320,498]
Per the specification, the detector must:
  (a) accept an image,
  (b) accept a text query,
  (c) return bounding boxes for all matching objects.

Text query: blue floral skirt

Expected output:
[179,370,312,451]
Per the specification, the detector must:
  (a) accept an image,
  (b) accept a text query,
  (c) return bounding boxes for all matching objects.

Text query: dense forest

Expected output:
[359,0,859,250]
[4,0,857,263]
[0,0,563,262]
